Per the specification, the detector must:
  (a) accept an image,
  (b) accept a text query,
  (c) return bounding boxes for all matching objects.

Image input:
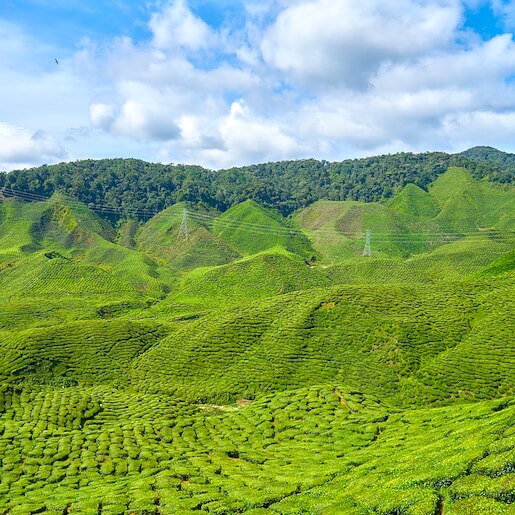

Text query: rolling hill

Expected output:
[211,200,316,258]
[0,159,513,514]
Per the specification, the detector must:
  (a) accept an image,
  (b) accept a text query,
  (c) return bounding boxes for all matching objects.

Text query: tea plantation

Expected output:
[0,165,513,513]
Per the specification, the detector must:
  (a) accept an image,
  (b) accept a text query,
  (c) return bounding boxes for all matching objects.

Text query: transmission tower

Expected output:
[178,208,190,240]
[363,229,372,257]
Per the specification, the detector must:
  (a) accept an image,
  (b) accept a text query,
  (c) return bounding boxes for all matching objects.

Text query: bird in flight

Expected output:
[55,59,59,65]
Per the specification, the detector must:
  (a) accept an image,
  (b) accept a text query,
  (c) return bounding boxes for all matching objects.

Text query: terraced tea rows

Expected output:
[0,320,171,385]
[0,164,513,513]
[0,384,512,514]
[131,278,514,406]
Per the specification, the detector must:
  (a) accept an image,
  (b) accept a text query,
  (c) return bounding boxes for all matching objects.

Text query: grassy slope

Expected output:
[131,277,514,405]
[146,247,334,318]
[136,202,241,270]
[295,168,514,280]
[328,232,514,284]
[0,320,171,386]
[430,166,515,232]
[0,198,177,299]
[295,197,456,261]
[387,183,441,218]
[213,200,316,258]
[0,167,514,514]
[472,248,515,277]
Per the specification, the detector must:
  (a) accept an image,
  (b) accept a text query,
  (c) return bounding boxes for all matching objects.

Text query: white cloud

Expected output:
[213,100,304,164]
[112,98,181,141]
[85,0,515,165]
[170,100,305,168]
[89,103,116,130]
[0,123,65,171]
[149,0,215,51]
[261,0,462,89]
[442,110,515,149]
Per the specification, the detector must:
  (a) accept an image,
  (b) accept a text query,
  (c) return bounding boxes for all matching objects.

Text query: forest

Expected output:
[0,147,513,221]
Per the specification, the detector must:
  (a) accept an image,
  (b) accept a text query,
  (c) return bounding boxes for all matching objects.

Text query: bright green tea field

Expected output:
[0,166,513,514]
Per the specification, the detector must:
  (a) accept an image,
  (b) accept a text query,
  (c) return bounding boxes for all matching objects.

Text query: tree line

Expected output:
[0,148,512,221]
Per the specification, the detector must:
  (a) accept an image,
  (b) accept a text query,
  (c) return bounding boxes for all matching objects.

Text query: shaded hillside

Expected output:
[429,167,515,232]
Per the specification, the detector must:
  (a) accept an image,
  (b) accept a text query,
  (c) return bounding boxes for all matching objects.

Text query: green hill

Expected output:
[131,277,514,405]
[0,320,170,385]
[0,159,513,514]
[0,197,177,298]
[328,231,514,284]
[152,248,334,316]
[430,167,514,232]
[295,199,448,261]
[212,200,316,258]
[2,148,513,221]
[295,168,514,265]
[460,145,515,170]
[472,248,515,278]
[387,182,440,218]
[136,202,240,270]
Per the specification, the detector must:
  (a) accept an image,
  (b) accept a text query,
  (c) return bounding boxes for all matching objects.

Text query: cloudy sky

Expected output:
[0,0,514,170]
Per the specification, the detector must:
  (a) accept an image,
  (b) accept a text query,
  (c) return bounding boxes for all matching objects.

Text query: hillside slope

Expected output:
[296,167,514,265]
[131,277,514,405]
[0,159,513,514]
[212,200,316,258]
[136,202,240,270]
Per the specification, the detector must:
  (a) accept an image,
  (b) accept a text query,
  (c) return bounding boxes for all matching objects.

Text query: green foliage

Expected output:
[460,145,515,174]
[0,383,512,513]
[212,200,316,258]
[0,158,513,513]
[132,278,514,405]
[472,249,515,278]
[1,148,513,221]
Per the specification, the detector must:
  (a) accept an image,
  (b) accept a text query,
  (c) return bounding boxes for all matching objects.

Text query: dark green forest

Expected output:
[0,147,513,221]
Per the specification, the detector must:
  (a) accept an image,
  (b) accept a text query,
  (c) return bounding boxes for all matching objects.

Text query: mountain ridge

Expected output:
[1,147,513,221]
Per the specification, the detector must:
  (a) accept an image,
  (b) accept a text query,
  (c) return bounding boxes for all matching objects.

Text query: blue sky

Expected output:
[0,0,514,170]
[0,1,250,53]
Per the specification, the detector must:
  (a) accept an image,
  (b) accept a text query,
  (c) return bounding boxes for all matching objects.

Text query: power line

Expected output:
[0,187,160,218]
[186,208,513,237]
[1,186,514,242]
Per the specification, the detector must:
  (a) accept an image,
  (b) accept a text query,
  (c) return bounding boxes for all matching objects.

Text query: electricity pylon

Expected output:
[363,229,372,257]
[178,208,190,240]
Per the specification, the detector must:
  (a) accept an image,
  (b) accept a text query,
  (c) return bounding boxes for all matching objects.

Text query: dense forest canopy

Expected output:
[460,145,515,169]
[0,147,513,221]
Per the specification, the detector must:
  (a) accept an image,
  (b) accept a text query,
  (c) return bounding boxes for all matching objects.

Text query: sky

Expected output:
[0,0,514,171]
